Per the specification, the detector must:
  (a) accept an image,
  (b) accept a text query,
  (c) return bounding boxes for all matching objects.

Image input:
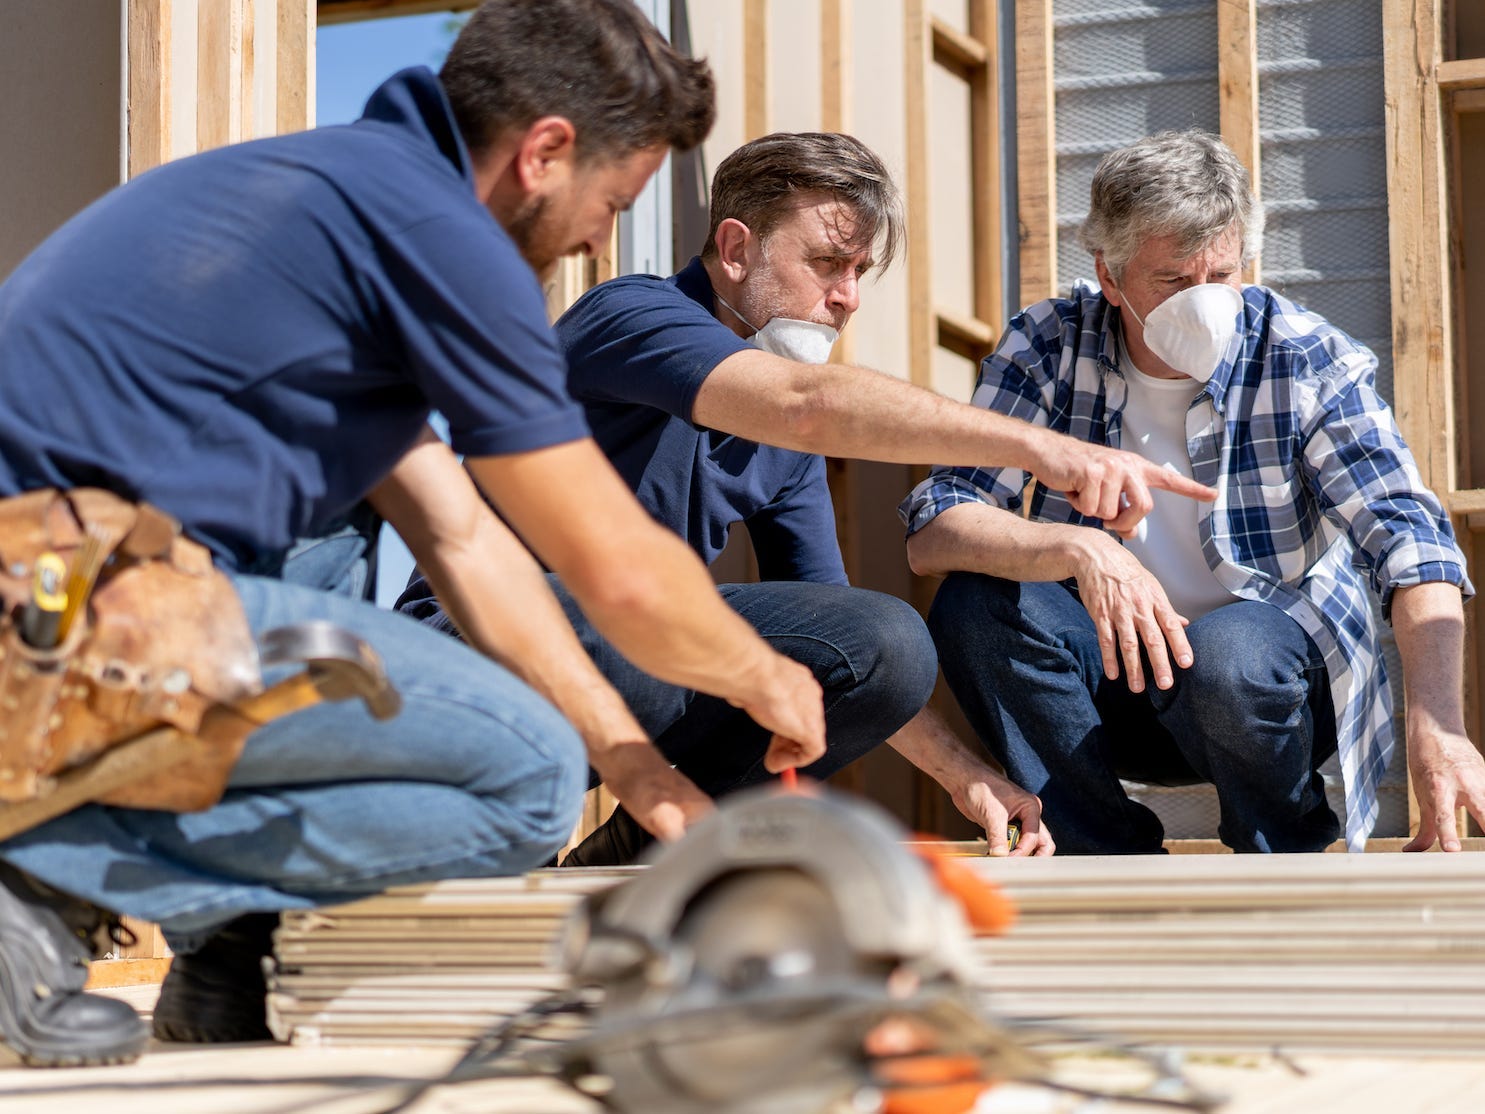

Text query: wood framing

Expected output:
[278,0,316,134]
[1217,0,1261,282]
[904,0,933,391]
[127,0,172,179]
[1015,0,1057,304]
[743,0,769,141]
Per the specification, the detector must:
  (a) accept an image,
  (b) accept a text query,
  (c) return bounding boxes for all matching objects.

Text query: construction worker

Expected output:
[0,0,830,1066]
[399,131,1214,866]
[906,130,1485,854]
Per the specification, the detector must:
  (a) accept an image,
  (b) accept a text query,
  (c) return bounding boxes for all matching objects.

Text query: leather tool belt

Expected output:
[0,488,261,816]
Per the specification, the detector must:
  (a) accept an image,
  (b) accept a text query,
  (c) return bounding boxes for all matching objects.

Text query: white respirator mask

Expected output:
[1119,282,1244,383]
[716,293,839,366]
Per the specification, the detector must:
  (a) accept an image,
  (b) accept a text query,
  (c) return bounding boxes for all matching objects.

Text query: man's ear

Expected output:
[512,116,579,193]
[1093,252,1123,305]
[714,218,755,283]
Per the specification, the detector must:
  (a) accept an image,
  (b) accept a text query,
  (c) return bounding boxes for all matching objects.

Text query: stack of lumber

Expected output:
[973,852,1485,1054]
[266,853,1485,1055]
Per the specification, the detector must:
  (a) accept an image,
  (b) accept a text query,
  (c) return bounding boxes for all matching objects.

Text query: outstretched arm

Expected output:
[693,349,1214,535]
[1393,582,1485,852]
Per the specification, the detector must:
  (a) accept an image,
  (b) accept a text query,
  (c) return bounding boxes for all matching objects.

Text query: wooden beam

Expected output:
[1446,488,1485,516]
[1015,0,1056,305]
[127,0,172,178]
[316,0,479,25]
[1384,0,1457,513]
[936,308,996,363]
[743,0,768,141]
[931,17,987,77]
[969,0,1002,336]
[1438,57,1485,90]
[1217,0,1261,283]
[904,0,932,391]
[821,0,851,134]
[1383,0,1460,840]
[278,0,314,133]
[197,0,246,152]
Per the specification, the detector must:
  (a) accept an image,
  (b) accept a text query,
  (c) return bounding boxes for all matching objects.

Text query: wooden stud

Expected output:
[969,0,1002,338]
[278,0,314,133]
[197,0,246,152]
[1014,0,1056,305]
[127,0,173,178]
[904,0,932,391]
[1217,0,1261,283]
[1383,0,1463,838]
[743,0,768,141]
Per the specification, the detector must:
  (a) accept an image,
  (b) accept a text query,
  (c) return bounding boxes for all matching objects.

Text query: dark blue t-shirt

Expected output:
[554,257,846,584]
[0,67,588,572]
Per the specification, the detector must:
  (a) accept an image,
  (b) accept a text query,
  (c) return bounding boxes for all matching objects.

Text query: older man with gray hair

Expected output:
[903,129,1485,855]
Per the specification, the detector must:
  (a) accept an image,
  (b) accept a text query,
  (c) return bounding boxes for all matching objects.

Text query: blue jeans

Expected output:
[420,578,938,798]
[928,574,1341,854]
[0,576,587,952]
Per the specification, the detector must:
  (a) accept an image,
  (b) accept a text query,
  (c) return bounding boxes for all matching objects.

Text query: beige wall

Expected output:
[0,1,124,280]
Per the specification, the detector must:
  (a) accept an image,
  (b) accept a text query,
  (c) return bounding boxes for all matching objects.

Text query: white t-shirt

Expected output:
[1117,354,1237,622]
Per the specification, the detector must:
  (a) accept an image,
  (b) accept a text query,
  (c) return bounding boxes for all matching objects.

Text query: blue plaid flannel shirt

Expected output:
[900,281,1473,850]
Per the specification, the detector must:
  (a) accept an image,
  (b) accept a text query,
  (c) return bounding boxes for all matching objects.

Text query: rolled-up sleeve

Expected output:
[1299,352,1473,616]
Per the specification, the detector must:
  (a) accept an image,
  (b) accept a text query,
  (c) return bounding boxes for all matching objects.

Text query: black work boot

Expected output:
[0,861,148,1067]
[559,806,653,867]
[151,912,278,1043]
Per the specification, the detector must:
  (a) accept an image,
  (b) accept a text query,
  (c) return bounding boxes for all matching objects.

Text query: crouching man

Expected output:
[904,130,1485,854]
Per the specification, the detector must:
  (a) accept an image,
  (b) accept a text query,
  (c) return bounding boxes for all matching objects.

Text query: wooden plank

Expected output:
[1445,487,1485,515]
[1014,0,1056,305]
[969,0,1003,335]
[904,0,932,390]
[931,16,987,76]
[1438,57,1485,90]
[127,0,172,178]
[743,0,768,141]
[1217,0,1261,283]
[86,957,172,990]
[1384,0,1457,839]
[316,0,479,24]
[936,308,996,362]
[277,0,314,133]
[197,0,240,152]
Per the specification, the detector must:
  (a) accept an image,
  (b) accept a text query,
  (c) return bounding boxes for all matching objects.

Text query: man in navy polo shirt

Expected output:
[0,0,828,1067]
[400,132,1211,866]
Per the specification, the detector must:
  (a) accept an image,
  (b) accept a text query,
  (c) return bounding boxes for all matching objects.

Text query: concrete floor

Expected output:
[0,984,1477,1114]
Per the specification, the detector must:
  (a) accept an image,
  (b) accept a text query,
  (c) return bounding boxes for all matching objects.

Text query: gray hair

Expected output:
[1078,130,1264,280]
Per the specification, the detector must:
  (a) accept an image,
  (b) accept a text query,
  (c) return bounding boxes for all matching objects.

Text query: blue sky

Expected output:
[317,12,467,127]
[317,12,468,602]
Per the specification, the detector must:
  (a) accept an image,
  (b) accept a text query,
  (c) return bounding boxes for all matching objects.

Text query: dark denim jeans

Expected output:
[421,577,938,798]
[928,574,1341,854]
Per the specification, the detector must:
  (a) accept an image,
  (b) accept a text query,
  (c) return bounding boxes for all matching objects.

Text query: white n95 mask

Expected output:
[1120,283,1244,383]
[715,293,840,365]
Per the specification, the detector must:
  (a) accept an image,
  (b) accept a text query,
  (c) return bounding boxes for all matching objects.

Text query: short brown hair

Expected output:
[701,132,903,272]
[440,0,715,161]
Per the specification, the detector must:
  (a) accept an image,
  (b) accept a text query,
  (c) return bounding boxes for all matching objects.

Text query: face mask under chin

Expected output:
[715,291,840,365]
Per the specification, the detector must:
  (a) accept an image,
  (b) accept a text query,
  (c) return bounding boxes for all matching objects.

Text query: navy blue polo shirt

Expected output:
[0,67,588,572]
[555,257,847,584]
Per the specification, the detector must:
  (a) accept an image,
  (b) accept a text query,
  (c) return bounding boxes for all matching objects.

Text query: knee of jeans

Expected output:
[853,594,939,713]
[1168,654,1312,743]
[927,573,1022,654]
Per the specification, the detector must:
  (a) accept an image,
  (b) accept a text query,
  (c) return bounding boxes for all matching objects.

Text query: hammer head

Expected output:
[257,621,401,720]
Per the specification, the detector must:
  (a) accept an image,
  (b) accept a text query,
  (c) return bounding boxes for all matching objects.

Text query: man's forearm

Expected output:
[1392,582,1469,736]
[694,351,1051,469]
[888,704,997,785]
[905,501,1097,582]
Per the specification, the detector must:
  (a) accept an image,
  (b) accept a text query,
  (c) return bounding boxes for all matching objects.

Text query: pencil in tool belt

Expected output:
[55,525,110,644]
[20,552,67,649]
